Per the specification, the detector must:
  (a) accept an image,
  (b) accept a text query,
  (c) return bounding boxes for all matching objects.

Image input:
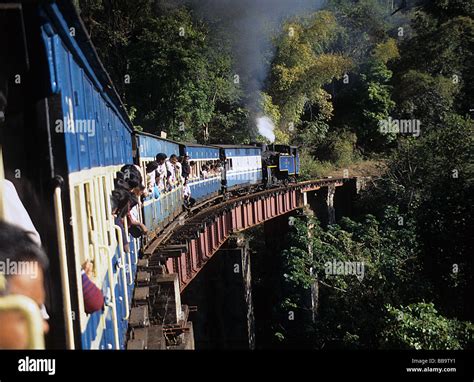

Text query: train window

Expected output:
[73,184,91,268]
[141,161,147,187]
[93,176,105,248]
[102,176,111,246]
[84,183,95,235]
[144,160,154,188]
[92,178,103,247]
[193,162,198,178]
[83,182,97,270]
[73,186,85,266]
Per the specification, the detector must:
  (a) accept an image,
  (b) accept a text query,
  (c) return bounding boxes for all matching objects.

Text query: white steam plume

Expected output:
[256,116,275,142]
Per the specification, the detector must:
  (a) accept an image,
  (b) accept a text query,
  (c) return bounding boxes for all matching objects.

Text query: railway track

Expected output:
[145,177,346,254]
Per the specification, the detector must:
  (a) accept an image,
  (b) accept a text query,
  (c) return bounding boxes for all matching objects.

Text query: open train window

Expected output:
[73,185,87,267]
[141,160,152,189]
[93,176,106,248]
[102,176,112,246]
[226,158,233,171]
[84,183,95,236]
[83,182,97,274]
[140,161,147,188]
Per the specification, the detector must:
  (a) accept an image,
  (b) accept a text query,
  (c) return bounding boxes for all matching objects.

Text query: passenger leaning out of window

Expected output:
[154,153,168,192]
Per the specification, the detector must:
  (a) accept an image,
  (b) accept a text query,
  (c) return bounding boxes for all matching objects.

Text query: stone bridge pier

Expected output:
[303,177,359,226]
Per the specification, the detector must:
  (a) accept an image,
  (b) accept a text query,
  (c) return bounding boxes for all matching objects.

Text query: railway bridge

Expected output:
[126,177,364,349]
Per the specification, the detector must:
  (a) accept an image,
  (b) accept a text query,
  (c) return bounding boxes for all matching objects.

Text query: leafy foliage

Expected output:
[268,10,352,141]
[274,208,472,350]
[382,303,474,350]
[79,0,246,141]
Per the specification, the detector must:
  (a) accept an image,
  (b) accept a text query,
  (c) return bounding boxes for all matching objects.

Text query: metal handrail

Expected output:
[113,227,130,320]
[0,294,45,349]
[53,185,75,349]
[127,247,133,285]
[123,219,137,265]
[98,244,120,349]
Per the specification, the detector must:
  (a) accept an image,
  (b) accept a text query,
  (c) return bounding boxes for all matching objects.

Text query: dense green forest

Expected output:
[78,0,473,349]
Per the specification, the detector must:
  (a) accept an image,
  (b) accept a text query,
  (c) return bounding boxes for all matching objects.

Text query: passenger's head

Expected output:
[170,154,178,164]
[146,161,158,174]
[155,153,167,165]
[136,184,146,196]
[120,165,142,189]
[0,221,49,349]
[111,188,132,217]
[115,165,141,192]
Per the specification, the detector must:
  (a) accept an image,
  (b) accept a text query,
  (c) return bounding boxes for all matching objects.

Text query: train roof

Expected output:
[43,0,133,131]
[181,142,220,149]
[213,144,262,149]
[180,143,220,160]
[134,130,181,146]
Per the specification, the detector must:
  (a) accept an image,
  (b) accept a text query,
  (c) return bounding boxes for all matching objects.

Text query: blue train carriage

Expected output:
[39,1,138,349]
[278,145,300,183]
[217,145,263,190]
[133,132,183,233]
[179,143,221,202]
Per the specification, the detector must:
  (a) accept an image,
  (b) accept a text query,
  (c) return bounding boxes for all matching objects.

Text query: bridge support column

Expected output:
[327,185,336,224]
[302,188,333,226]
[334,178,359,221]
[181,236,255,349]
[302,205,319,323]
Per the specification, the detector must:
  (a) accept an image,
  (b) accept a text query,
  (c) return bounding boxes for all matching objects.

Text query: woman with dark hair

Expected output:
[112,164,144,250]
[112,164,148,244]
[111,188,132,218]
[116,164,143,191]
[0,221,49,349]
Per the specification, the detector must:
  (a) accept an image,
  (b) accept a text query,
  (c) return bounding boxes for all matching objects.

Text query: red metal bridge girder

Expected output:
[161,179,348,291]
